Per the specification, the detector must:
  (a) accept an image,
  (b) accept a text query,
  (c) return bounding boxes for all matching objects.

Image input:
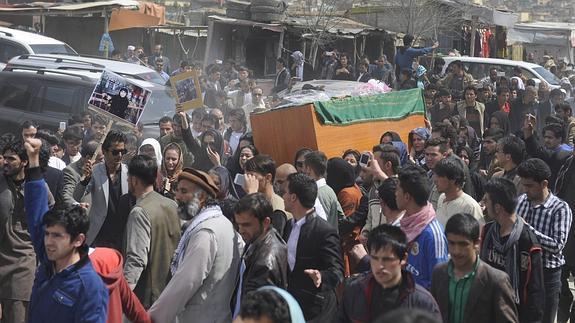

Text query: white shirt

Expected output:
[314,178,328,220]
[69,153,82,164]
[436,192,484,227]
[287,216,307,271]
[388,211,405,227]
[192,129,202,140]
[48,156,66,170]
[229,131,243,155]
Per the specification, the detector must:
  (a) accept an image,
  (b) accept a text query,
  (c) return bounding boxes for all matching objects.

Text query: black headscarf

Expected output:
[326,157,356,195]
[193,128,224,172]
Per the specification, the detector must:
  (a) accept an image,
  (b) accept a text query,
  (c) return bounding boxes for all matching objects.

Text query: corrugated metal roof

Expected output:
[0,0,139,13]
[283,15,383,35]
[208,15,283,32]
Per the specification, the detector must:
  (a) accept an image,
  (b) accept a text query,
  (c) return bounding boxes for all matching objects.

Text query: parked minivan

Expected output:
[441,56,561,89]
[0,27,76,68]
[6,54,166,85]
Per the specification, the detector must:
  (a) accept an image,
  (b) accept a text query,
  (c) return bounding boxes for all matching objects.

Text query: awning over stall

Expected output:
[109,1,165,31]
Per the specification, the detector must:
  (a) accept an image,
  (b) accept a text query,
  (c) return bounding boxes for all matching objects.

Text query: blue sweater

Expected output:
[406,219,449,289]
[25,168,108,323]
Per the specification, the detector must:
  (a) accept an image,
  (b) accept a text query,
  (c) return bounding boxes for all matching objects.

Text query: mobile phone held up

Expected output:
[234,173,245,187]
[359,153,370,168]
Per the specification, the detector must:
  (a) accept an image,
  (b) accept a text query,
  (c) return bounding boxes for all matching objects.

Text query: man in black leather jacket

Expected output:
[235,192,288,295]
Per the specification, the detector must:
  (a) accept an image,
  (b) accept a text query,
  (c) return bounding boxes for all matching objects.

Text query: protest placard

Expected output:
[170,71,203,110]
[88,69,152,127]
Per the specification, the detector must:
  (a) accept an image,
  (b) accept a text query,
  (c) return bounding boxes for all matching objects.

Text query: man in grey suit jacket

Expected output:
[77,131,129,250]
[62,140,102,208]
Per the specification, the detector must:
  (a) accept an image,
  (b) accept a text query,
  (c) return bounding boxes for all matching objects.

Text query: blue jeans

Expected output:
[544,267,562,323]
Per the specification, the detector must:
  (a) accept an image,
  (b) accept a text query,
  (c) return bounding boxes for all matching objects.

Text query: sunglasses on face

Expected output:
[296,161,304,168]
[110,149,128,156]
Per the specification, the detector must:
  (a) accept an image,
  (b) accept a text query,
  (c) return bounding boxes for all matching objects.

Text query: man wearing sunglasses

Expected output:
[78,130,129,251]
[241,87,266,129]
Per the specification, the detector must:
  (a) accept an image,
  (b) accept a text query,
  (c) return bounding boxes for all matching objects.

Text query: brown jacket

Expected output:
[430,260,519,323]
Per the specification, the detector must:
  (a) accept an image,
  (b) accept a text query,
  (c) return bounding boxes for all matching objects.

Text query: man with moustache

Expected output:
[149,168,243,323]
[337,225,441,322]
[123,155,180,308]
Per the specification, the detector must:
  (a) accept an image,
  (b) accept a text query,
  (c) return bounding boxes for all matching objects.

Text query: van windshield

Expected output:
[533,67,560,85]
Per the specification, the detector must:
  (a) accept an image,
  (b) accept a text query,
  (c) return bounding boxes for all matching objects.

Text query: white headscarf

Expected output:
[510,76,525,90]
[138,138,163,167]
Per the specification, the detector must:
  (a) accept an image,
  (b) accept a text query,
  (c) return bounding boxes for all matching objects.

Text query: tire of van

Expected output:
[250,12,285,22]
[250,5,285,13]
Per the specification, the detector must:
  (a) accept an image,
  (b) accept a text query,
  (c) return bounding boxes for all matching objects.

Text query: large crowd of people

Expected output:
[2,34,575,323]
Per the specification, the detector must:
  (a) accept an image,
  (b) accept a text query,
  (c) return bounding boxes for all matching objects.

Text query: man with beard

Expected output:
[0,140,36,323]
[123,155,180,308]
[234,193,287,301]
[149,168,243,323]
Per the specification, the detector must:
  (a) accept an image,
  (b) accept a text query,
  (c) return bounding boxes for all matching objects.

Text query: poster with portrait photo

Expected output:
[88,69,152,127]
[170,71,203,110]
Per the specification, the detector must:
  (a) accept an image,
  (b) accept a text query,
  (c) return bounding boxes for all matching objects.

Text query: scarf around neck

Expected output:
[400,202,436,242]
[170,205,222,275]
[480,218,524,304]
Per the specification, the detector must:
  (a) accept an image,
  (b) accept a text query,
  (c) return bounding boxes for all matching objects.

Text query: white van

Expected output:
[0,27,77,67]
[441,56,561,89]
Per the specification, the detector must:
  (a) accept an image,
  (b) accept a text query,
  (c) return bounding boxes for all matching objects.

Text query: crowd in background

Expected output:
[1,33,575,323]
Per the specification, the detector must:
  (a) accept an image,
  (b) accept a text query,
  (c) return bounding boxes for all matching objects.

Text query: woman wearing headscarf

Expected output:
[487,110,511,135]
[208,166,238,222]
[326,157,363,277]
[138,138,163,190]
[408,127,430,169]
[226,132,254,180]
[161,142,184,200]
[184,127,225,172]
[510,76,525,100]
[380,131,409,165]
[342,149,364,190]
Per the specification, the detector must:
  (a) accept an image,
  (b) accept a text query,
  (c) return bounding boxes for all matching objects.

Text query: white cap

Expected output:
[127,45,136,51]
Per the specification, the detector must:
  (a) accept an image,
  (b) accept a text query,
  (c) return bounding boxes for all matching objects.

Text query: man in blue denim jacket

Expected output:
[23,138,108,323]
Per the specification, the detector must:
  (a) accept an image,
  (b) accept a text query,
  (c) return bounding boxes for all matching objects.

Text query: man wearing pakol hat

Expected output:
[149,168,244,323]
